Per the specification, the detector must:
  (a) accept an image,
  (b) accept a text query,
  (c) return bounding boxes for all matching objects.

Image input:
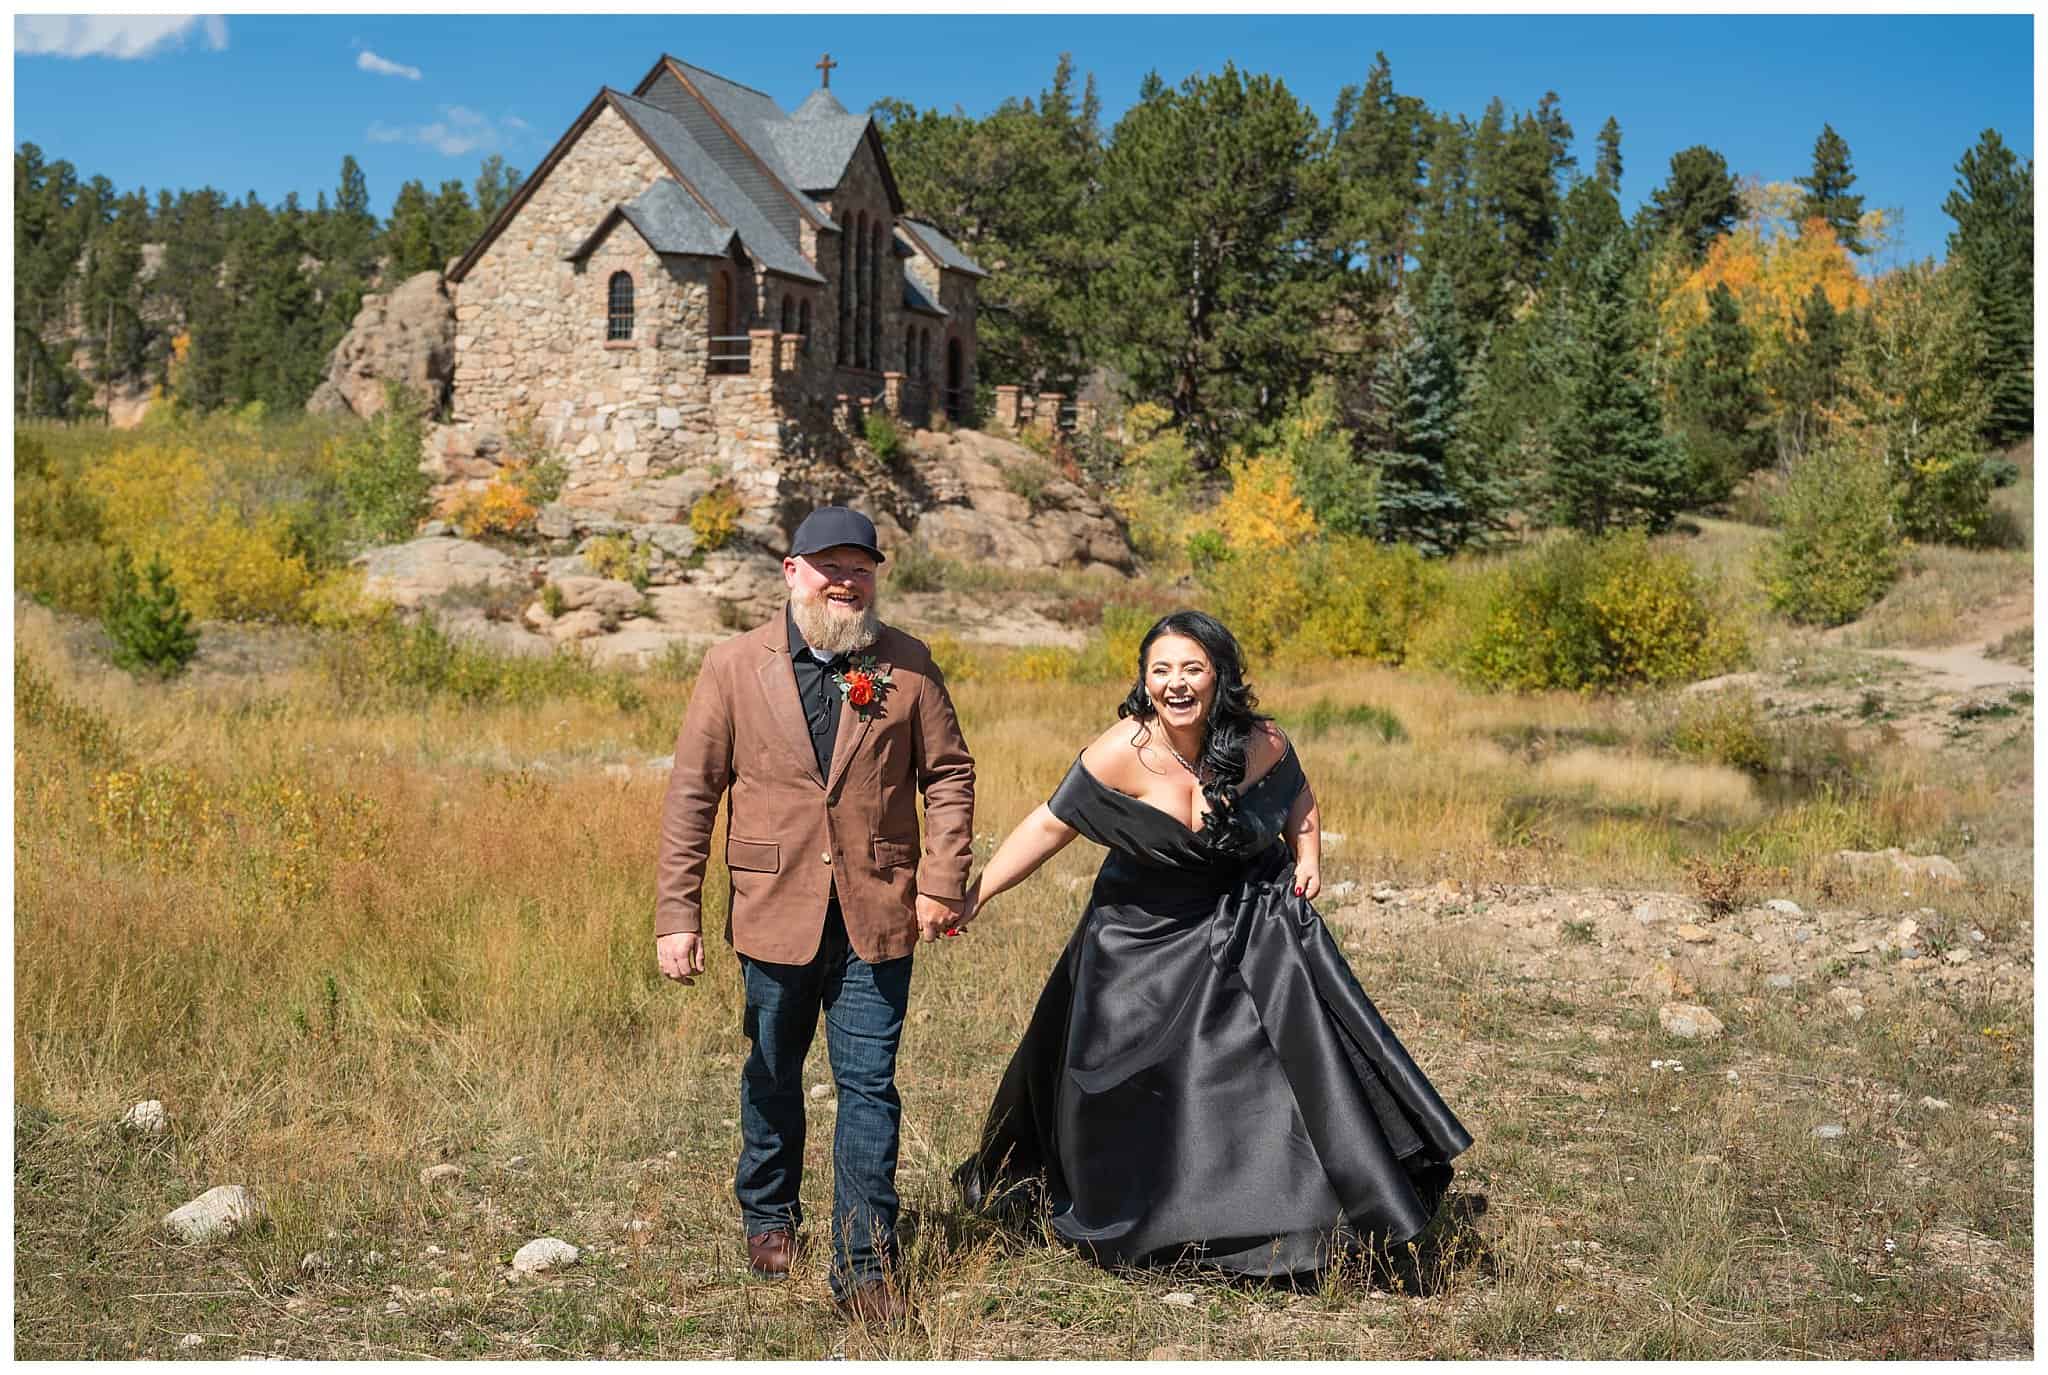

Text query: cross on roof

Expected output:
[816,52,837,88]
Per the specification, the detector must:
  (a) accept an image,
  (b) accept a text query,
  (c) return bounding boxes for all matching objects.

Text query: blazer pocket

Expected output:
[726,838,781,873]
[872,836,917,869]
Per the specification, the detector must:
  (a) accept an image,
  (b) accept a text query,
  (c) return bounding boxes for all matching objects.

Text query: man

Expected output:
[655,505,974,1324]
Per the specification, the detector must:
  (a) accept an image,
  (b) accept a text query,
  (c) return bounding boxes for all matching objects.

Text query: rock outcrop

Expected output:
[899,427,1135,575]
[308,271,455,420]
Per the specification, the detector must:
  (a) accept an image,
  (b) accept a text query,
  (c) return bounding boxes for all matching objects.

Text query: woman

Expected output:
[949,611,1471,1279]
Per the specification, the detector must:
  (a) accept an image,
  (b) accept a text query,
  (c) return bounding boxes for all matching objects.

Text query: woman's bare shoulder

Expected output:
[1249,720,1289,770]
[1080,718,1149,786]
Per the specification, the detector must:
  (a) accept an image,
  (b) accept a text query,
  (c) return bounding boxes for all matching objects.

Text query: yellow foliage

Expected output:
[1214,451,1319,554]
[1654,201,1870,406]
[442,464,540,538]
[689,484,744,552]
[83,439,317,620]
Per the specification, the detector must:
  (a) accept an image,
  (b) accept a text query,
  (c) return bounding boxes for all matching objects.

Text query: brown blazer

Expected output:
[656,614,975,964]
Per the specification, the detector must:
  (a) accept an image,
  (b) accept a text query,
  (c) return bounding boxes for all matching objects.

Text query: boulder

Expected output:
[510,1237,579,1275]
[1831,848,1965,887]
[900,428,1136,574]
[551,576,641,617]
[352,537,526,610]
[164,1184,266,1243]
[120,1099,168,1135]
[308,271,455,420]
[1657,1003,1725,1040]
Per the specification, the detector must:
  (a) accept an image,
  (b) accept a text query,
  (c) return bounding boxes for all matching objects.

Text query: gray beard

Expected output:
[789,589,880,657]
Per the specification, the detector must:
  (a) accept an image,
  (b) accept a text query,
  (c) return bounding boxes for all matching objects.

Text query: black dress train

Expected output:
[955,745,1473,1277]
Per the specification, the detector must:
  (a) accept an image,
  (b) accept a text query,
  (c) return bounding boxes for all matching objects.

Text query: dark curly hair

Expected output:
[1117,610,1271,847]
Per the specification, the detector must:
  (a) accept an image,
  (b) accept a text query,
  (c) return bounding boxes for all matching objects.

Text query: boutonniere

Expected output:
[833,656,894,719]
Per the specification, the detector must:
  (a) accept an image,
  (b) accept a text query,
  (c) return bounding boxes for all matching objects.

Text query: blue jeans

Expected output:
[737,899,913,1297]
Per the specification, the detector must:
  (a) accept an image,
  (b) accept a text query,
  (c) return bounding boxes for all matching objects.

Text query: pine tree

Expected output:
[1673,283,1771,500]
[1366,271,1472,555]
[1595,116,1622,192]
[472,153,525,222]
[1416,114,1509,335]
[1329,51,1431,299]
[1547,238,1688,534]
[104,549,199,678]
[385,180,438,277]
[1943,128,2033,445]
[1088,63,1340,462]
[1796,123,1868,254]
[1646,145,1740,262]
[1769,283,1852,463]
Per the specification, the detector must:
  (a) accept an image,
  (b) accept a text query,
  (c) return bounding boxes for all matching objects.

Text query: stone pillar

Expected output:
[882,371,906,416]
[1074,399,1099,433]
[749,329,779,377]
[778,333,802,374]
[993,385,1023,430]
[1034,391,1065,435]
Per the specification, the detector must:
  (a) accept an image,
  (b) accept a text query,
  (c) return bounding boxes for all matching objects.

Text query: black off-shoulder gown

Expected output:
[955,746,1473,1277]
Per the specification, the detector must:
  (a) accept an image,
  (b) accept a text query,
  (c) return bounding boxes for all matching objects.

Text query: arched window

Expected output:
[869,222,884,370]
[799,298,812,352]
[781,295,796,335]
[709,268,739,374]
[903,327,914,375]
[607,272,634,341]
[837,229,850,365]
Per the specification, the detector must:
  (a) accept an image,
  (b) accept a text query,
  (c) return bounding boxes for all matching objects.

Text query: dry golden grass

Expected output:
[12,600,2032,1359]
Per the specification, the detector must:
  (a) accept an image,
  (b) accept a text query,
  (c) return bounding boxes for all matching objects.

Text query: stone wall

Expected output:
[445,96,985,545]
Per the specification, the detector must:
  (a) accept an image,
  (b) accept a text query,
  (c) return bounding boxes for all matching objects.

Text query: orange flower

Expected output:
[845,673,875,708]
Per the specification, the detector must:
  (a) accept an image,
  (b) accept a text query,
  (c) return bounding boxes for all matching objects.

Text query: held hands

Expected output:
[656,931,705,985]
[916,892,968,943]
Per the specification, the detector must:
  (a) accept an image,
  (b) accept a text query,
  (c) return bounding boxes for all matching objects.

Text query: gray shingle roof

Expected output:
[610,91,825,283]
[902,271,946,318]
[768,116,872,195]
[792,86,848,119]
[901,219,989,278]
[666,61,844,220]
[619,180,735,257]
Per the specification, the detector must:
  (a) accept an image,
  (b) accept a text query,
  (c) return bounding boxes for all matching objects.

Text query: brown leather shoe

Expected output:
[835,1279,910,1325]
[746,1228,795,1279]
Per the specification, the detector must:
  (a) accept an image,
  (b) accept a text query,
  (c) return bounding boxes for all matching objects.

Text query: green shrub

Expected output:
[1758,442,1900,626]
[1669,692,1772,773]
[15,650,127,767]
[862,410,903,463]
[1297,538,1444,665]
[319,615,644,712]
[1895,449,1995,547]
[336,384,432,545]
[999,456,1058,512]
[103,549,200,679]
[1185,528,1229,576]
[1280,699,1406,743]
[1071,606,1156,685]
[1424,531,1746,692]
[689,484,743,552]
[585,534,651,590]
[885,540,945,594]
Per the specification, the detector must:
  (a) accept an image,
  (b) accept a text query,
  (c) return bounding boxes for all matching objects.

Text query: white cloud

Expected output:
[14,14,227,59]
[366,105,525,158]
[356,49,421,81]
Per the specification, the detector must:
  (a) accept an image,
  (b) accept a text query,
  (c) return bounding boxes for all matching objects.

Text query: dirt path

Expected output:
[1869,644,2032,693]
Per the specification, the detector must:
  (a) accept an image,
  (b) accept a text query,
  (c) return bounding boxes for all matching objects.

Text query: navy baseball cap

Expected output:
[788,506,886,563]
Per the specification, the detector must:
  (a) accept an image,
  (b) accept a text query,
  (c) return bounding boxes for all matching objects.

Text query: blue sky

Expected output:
[11,13,2034,268]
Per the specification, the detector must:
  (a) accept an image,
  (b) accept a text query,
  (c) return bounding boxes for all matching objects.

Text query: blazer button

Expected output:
[821,851,832,865]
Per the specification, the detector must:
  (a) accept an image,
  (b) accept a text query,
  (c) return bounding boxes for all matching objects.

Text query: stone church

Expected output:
[443,53,986,527]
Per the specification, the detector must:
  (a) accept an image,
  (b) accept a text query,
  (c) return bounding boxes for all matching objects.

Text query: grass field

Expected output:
[11,587,2033,1359]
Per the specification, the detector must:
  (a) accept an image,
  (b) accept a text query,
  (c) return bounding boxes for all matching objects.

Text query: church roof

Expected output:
[610,91,826,283]
[449,58,932,285]
[902,270,947,319]
[613,179,736,258]
[900,219,989,278]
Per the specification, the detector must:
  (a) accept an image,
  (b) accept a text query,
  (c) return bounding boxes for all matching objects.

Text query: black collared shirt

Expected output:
[786,604,844,778]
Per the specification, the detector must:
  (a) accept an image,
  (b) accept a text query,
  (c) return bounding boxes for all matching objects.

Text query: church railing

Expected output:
[708,335,752,376]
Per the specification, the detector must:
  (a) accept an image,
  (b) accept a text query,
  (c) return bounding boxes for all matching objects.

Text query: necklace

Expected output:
[1161,733,1205,779]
